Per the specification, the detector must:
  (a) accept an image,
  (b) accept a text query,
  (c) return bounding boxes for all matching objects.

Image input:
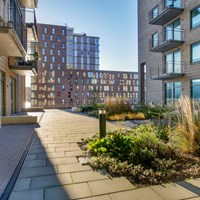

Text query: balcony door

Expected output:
[10,77,16,115]
[165,0,180,8]
[165,50,181,73]
[0,71,5,116]
[164,19,181,41]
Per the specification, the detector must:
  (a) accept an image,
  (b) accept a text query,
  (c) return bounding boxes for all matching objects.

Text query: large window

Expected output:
[191,5,200,29]
[191,79,200,100]
[166,82,181,104]
[152,32,158,48]
[191,41,200,63]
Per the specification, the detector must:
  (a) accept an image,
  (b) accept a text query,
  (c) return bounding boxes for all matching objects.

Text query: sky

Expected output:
[36,0,138,72]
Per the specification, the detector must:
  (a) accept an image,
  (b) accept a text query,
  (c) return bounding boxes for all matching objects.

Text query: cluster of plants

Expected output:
[141,102,173,119]
[107,112,145,121]
[86,96,200,185]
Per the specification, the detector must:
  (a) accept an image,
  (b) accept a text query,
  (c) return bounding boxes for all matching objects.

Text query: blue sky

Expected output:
[36,0,138,72]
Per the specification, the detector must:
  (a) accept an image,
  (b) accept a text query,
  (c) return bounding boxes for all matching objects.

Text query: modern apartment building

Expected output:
[66,27,100,70]
[32,23,138,108]
[0,0,38,116]
[31,69,139,108]
[138,0,200,105]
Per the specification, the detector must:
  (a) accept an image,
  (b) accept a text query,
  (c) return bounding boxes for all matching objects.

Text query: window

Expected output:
[42,34,45,40]
[44,27,47,33]
[50,49,53,55]
[152,32,158,48]
[151,6,158,20]
[52,71,55,77]
[164,19,181,41]
[50,63,53,69]
[58,50,60,55]
[165,49,181,73]
[166,82,181,104]
[57,35,61,41]
[57,64,60,70]
[62,57,65,63]
[62,43,65,49]
[62,71,65,76]
[44,56,47,62]
[50,35,53,41]
[52,28,55,34]
[42,48,45,55]
[191,5,200,29]
[191,41,200,63]
[52,42,55,48]
[57,78,60,83]
[62,28,65,35]
[52,56,55,63]
[44,42,47,48]
[62,85,65,91]
[191,79,200,99]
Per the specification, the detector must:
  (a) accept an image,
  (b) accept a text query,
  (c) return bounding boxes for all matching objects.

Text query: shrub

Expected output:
[87,125,173,165]
[142,103,172,119]
[107,112,146,121]
[172,96,200,153]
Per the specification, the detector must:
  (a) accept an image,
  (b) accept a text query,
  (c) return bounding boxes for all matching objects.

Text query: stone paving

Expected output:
[0,112,43,198]
[7,109,200,200]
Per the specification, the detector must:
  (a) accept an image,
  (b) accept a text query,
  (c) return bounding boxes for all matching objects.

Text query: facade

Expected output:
[0,0,38,116]
[31,69,139,108]
[138,0,200,105]
[66,27,100,70]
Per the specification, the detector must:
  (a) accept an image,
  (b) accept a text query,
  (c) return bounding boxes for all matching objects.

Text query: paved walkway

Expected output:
[7,110,200,200]
[0,112,43,198]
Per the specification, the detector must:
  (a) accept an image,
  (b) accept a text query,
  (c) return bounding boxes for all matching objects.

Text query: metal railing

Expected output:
[149,0,184,23]
[149,29,184,50]
[24,8,38,34]
[150,61,186,79]
[9,0,27,51]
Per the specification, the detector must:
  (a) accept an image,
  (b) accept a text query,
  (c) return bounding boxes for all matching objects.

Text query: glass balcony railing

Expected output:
[149,0,184,25]
[149,29,184,53]
[150,61,185,80]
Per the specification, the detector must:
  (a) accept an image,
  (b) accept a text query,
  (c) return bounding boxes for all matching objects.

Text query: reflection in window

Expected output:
[191,5,200,29]
[191,41,200,63]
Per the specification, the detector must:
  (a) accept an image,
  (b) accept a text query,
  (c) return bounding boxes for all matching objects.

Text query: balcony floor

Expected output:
[151,73,185,80]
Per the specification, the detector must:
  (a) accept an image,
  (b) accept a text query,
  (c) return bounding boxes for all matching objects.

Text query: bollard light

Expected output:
[99,108,106,138]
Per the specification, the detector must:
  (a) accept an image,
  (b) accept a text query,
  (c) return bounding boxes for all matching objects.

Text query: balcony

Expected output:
[18,0,38,9]
[149,0,184,25]
[149,29,184,53]
[10,60,38,76]
[0,22,26,57]
[150,61,185,80]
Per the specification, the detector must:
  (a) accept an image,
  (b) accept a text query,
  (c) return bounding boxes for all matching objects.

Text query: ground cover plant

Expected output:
[85,96,200,186]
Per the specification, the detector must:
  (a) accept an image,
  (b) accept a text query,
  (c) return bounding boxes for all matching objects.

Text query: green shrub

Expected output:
[142,103,172,119]
[87,125,173,165]
[107,112,146,121]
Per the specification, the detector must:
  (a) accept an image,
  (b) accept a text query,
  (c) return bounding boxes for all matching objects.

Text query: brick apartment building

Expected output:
[31,23,139,108]
[138,0,200,105]
[31,69,139,108]
[0,0,38,116]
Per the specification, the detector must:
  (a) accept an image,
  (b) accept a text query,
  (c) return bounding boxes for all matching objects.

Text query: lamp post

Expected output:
[98,108,106,138]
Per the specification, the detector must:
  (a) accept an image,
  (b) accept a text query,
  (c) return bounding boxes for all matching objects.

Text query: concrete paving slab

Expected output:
[30,173,72,189]
[65,151,83,157]
[151,183,198,200]
[19,166,56,178]
[37,152,66,159]
[71,169,109,183]
[110,187,164,200]
[88,177,134,196]
[23,159,46,168]
[58,163,92,173]
[9,189,44,200]
[47,157,78,166]
[13,178,31,192]
[45,183,92,200]
[55,146,81,152]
